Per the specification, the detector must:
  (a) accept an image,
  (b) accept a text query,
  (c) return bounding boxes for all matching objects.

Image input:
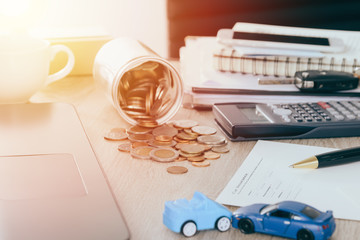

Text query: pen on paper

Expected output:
[290,146,360,169]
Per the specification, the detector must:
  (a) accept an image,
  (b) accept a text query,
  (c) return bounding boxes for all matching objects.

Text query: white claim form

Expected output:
[217,140,360,221]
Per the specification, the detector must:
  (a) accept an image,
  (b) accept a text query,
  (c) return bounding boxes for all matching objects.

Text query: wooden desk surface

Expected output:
[31,75,360,240]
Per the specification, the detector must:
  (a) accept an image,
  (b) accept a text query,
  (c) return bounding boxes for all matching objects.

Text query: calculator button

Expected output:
[320,113,328,117]
[318,102,331,109]
[295,119,304,122]
[333,114,345,120]
[346,114,356,120]
[273,108,292,116]
[282,116,291,122]
[314,117,322,122]
[324,116,332,121]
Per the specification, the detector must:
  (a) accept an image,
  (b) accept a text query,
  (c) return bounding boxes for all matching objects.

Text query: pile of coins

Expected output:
[118,61,180,127]
[105,119,230,174]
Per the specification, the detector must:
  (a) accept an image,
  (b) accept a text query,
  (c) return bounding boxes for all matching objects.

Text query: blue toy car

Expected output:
[163,191,232,237]
[232,201,336,240]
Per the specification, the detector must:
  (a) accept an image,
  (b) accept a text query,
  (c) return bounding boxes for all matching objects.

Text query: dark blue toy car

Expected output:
[232,201,335,240]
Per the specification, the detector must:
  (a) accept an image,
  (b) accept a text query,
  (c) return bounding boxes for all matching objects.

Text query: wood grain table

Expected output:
[30,75,360,240]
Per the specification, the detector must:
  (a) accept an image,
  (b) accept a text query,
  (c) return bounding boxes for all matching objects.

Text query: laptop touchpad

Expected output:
[0,153,87,200]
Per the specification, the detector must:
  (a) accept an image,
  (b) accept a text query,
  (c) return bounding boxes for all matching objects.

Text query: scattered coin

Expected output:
[179,144,206,154]
[149,139,177,148]
[174,156,187,162]
[179,151,202,158]
[150,148,179,162]
[191,125,217,135]
[192,160,210,167]
[127,125,153,134]
[118,142,132,152]
[106,120,230,173]
[128,133,154,142]
[204,151,221,160]
[173,120,198,129]
[155,135,173,142]
[152,124,178,137]
[167,166,188,174]
[131,146,155,160]
[104,128,128,141]
[197,135,226,145]
[187,155,206,162]
[176,132,198,141]
[173,136,189,143]
[212,145,230,153]
[132,141,149,148]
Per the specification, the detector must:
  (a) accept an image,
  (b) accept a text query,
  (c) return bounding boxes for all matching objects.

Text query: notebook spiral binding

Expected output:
[214,49,360,77]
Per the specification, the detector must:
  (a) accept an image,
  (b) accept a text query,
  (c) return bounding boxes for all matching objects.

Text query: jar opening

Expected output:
[113,57,183,126]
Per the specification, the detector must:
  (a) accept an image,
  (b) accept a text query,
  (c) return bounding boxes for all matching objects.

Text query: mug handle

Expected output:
[45,45,75,85]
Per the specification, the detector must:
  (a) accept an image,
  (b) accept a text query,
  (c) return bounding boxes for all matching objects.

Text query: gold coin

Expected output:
[197,135,226,145]
[212,145,230,153]
[150,148,179,162]
[131,146,155,160]
[167,166,188,174]
[187,155,205,162]
[174,157,187,162]
[104,128,128,141]
[173,120,198,129]
[132,142,148,148]
[148,139,176,148]
[152,124,178,137]
[183,128,195,135]
[179,151,202,158]
[127,125,152,134]
[192,161,210,167]
[174,137,189,143]
[200,144,212,151]
[204,151,221,160]
[176,132,198,141]
[155,135,173,142]
[191,125,217,135]
[137,119,159,128]
[179,144,206,154]
[128,133,154,142]
[117,142,132,152]
[175,143,187,149]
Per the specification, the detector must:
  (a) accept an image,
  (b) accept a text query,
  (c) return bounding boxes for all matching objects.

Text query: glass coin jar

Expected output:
[93,38,183,127]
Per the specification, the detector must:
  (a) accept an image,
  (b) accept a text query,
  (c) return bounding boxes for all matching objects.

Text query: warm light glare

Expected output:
[0,0,31,17]
[0,0,47,32]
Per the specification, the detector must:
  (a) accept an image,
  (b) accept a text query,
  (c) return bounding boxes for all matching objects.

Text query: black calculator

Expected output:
[213,101,360,141]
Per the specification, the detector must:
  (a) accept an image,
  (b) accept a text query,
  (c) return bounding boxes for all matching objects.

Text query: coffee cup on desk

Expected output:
[0,35,75,104]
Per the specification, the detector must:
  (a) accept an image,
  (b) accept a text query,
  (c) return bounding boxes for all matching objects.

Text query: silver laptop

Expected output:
[0,103,130,240]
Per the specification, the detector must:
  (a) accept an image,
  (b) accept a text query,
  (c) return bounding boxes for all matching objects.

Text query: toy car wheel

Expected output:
[181,221,197,237]
[215,216,231,232]
[297,229,314,240]
[238,218,254,234]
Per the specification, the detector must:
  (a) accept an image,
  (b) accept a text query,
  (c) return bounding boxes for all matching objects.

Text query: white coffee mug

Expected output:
[0,35,75,104]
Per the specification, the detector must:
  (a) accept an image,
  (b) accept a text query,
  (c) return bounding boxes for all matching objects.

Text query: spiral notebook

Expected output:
[180,36,360,108]
[213,23,360,77]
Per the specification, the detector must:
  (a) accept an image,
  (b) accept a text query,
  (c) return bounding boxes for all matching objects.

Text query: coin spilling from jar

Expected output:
[104,119,229,174]
[118,61,181,128]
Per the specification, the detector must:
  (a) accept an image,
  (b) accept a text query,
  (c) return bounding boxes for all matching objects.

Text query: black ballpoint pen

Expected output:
[289,146,360,169]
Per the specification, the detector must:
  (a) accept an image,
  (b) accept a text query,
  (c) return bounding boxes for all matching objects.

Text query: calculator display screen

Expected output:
[233,31,330,46]
[239,108,270,124]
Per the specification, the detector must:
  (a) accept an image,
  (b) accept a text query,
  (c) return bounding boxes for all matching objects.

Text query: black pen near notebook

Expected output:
[290,146,360,168]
